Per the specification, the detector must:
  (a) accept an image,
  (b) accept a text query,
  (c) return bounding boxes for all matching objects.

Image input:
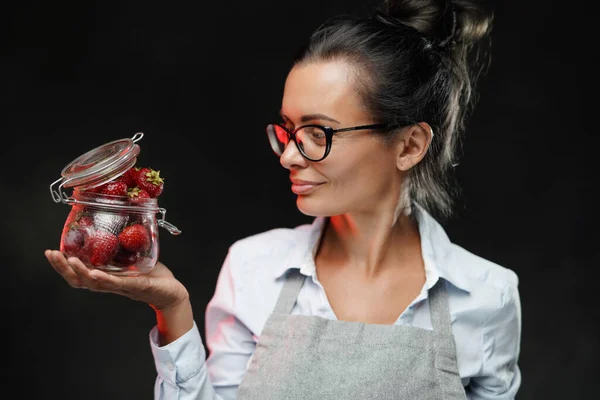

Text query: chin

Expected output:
[295,196,335,218]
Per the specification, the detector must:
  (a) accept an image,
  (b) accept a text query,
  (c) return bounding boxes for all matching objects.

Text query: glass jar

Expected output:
[49,132,181,276]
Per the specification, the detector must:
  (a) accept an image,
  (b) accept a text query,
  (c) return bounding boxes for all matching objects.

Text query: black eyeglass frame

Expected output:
[268,123,395,162]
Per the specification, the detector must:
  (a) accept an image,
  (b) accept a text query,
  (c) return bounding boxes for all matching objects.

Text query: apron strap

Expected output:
[272,269,307,315]
[428,278,453,334]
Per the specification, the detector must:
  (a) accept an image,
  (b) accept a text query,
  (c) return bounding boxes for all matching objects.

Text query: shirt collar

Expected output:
[273,204,471,293]
[413,203,472,293]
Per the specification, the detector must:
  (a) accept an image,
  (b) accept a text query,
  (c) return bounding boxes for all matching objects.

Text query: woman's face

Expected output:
[279,60,403,217]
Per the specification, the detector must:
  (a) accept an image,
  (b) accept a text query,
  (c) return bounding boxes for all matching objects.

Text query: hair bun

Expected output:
[374,0,457,48]
[378,0,495,51]
[435,0,457,48]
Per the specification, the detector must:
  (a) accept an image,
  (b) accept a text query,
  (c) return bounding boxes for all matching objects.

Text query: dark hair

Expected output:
[293,0,494,221]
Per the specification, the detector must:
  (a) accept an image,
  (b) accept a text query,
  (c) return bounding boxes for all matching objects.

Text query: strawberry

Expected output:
[127,186,151,205]
[118,223,150,253]
[78,215,94,228]
[63,209,83,227]
[83,229,119,266]
[113,248,140,266]
[83,185,103,193]
[118,167,139,188]
[134,167,164,198]
[61,226,85,255]
[60,213,95,256]
[98,180,128,196]
[93,210,129,235]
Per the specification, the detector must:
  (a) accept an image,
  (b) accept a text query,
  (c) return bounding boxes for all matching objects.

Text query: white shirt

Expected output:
[150,205,522,399]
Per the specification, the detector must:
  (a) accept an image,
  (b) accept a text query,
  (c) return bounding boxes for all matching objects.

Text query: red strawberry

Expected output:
[118,224,150,253]
[98,180,128,197]
[134,167,164,198]
[60,212,95,256]
[63,209,82,228]
[127,186,151,205]
[118,167,139,188]
[132,167,151,186]
[83,185,103,193]
[83,229,119,266]
[92,210,129,235]
[61,226,85,255]
[113,249,140,266]
[78,215,94,228]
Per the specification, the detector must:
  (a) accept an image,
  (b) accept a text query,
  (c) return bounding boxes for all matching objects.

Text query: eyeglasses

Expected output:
[266,123,392,162]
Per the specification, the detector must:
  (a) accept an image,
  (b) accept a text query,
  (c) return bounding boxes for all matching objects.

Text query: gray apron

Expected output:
[237,269,467,400]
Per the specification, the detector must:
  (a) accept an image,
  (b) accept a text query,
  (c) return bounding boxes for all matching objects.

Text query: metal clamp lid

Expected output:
[50,132,144,204]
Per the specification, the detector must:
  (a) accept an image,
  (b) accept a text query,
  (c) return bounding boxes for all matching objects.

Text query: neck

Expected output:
[317,209,421,279]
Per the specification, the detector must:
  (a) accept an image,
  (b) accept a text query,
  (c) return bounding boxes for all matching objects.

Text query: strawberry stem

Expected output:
[146,169,164,186]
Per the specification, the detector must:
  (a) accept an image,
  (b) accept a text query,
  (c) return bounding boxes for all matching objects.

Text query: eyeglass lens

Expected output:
[266,124,327,161]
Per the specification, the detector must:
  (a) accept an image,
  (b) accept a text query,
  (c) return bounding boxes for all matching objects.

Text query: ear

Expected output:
[395,122,434,171]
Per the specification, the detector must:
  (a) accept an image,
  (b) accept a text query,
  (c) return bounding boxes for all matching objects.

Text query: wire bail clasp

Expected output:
[158,207,182,235]
[49,176,73,204]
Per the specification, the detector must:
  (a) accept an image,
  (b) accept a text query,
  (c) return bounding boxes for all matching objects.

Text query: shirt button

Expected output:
[166,361,174,371]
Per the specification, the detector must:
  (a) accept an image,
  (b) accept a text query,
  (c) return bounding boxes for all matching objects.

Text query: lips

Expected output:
[290,178,325,195]
[290,179,324,185]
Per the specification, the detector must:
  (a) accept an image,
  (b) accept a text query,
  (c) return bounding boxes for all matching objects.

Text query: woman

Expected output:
[45,0,522,398]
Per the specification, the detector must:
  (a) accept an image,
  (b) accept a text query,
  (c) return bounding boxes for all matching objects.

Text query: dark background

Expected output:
[2,0,596,399]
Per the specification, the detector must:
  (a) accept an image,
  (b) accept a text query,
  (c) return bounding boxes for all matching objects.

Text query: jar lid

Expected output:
[60,132,144,189]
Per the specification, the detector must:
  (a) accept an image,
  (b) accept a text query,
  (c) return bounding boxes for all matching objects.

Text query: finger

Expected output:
[88,268,150,298]
[68,258,141,296]
[45,250,87,289]
[87,268,156,303]
[67,257,118,293]
[88,268,121,285]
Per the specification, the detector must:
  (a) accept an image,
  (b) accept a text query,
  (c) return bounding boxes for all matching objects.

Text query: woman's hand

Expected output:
[44,250,188,311]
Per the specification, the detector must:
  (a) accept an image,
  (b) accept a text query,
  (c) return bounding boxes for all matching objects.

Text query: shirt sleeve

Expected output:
[467,281,522,399]
[150,247,255,400]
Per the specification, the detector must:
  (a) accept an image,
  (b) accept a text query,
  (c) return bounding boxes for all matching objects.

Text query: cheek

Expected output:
[295,150,397,217]
[321,146,396,196]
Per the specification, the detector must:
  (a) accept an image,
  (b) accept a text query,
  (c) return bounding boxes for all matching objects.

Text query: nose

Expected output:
[279,140,308,170]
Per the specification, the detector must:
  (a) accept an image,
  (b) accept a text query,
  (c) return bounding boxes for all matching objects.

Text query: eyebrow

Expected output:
[279,110,341,124]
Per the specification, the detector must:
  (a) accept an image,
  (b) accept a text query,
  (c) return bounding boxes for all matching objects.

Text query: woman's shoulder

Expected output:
[442,242,520,332]
[218,219,321,335]
[417,203,519,298]
[229,220,315,258]
[224,218,320,279]
[445,242,519,292]
[443,244,522,383]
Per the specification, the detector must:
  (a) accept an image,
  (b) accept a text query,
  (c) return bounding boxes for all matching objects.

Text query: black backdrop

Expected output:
[2,0,596,399]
